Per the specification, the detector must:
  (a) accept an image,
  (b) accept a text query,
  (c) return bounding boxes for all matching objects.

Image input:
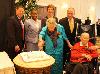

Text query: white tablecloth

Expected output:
[0,51,16,74]
[13,51,55,74]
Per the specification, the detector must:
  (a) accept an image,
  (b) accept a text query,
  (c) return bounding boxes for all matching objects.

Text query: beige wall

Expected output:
[96,0,100,20]
[70,0,96,23]
[15,0,100,23]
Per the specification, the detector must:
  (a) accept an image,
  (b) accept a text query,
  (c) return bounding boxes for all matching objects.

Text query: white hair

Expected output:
[81,32,89,37]
[46,18,57,26]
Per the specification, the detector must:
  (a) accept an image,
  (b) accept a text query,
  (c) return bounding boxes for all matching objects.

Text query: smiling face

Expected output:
[16,6,24,19]
[46,18,56,32]
[80,33,90,45]
[31,9,38,21]
[47,4,55,18]
[67,8,75,20]
[47,23,56,32]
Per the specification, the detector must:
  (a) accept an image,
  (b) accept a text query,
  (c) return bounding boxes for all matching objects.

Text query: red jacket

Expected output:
[70,42,98,63]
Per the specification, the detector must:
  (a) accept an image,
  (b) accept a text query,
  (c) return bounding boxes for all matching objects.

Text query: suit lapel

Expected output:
[67,17,74,33]
[15,16,21,26]
[69,17,77,34]
[14,16,23,35]
[74,18,77,29]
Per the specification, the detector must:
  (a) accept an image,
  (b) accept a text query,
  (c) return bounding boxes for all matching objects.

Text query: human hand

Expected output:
[15,45,20,52]
[82,54,92,61]
[38,40,45,47]
[39,47,43,51]
[85,54,92,61]
[89,46,100,50]
[82,54,86,57]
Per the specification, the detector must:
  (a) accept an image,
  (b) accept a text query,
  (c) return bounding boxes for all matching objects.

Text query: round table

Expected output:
[13,53,55,74]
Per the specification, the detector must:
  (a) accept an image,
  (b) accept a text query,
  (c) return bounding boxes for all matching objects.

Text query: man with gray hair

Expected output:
[59,7,81,69]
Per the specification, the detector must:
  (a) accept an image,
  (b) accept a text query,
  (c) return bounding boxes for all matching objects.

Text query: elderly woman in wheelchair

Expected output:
[65,32,99,74]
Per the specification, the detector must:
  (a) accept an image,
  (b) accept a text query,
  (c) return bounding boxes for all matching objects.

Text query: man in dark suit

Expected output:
[6,5,25,60]
[59,8,81,69]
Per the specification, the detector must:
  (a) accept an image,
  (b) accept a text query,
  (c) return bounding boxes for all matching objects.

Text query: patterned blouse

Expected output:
[24,19,41,43]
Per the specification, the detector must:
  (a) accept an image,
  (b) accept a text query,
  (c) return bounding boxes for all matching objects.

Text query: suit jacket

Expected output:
[85,19,91,25]
[59,17,80,45]
[6,16,24,54]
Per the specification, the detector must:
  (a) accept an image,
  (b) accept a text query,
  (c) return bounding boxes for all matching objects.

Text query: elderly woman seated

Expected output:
[67,32,99,74]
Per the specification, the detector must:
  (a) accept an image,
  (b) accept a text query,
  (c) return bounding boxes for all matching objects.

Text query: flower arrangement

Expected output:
[15,0,38,19]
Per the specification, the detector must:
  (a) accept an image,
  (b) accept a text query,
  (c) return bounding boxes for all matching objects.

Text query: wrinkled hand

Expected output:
[82,54,92,61]
[38,40,45,51]
[84,55,92,61]
[39,47,43,51]
[15,45,20,52]
[89,46,100,50]
[38,40,45,47]
[85,54,92,61]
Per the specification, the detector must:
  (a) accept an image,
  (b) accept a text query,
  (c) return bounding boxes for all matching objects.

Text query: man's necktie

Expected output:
[19,19,24,40]
[69,19,74,33]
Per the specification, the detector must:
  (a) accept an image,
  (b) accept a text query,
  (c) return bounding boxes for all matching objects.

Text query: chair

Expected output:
[65,36,98,74]
[96,24,100,36]
[65,58,98,74]
[76,24,96,44]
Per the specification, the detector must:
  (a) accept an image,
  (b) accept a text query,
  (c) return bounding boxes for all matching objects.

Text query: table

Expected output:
[0,51,15,74]
[13,52,55,74]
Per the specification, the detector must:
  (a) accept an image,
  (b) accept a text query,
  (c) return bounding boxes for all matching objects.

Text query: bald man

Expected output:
[59,8,81,69]
[66,33,98,74]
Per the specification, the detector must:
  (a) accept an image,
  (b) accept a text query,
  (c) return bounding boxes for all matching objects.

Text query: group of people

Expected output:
[5,4,100,74]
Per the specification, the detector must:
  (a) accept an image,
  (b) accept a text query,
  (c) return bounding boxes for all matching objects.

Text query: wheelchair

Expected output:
[64,23,99,74]
[75,23,96,44]
[65,57,98,74]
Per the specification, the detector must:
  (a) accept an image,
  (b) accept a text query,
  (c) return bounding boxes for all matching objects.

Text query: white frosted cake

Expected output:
[20,51,50,62]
